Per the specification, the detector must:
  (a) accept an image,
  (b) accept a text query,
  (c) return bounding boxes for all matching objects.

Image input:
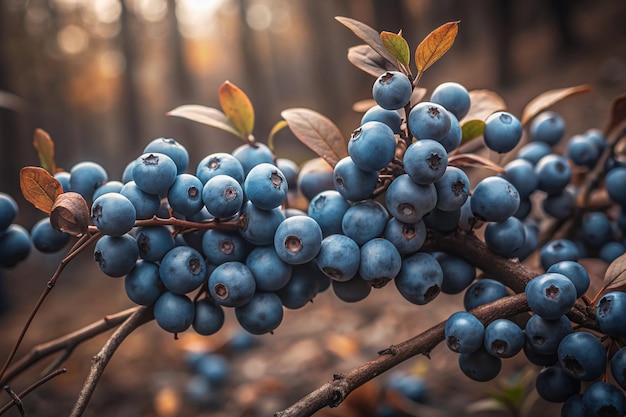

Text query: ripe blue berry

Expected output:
[525,273,577,320]
[535,154,572,195]
[596,291,626,338]
[348,121,396,172]
[372,71,412,110]
[483,111,522,153]
[167,174,204,217]
[120,181,160,220]
[547,261,590,298]
[463,278,508,311]
[582,382,626,417]
[297,158,335,201]
[483,319,524,358]
[276,263,321,309]
[91,193,136,236]
[524,314,572,355]
[403,139,448,184]
[383,217,427,255]
[93,234,138,277]
[557,331,606,381]
[458,346,502,382]
[68,161,108,205]
[124,260,163,306]
[408,101,451,141]
[331,275,372,303]
[31,217,70,253]
[244,163,288,210]
[154,291,194,333]
[359,238,401,287]
[202,174,244,219]
[232,142,275,177]
[196,152,245,185]
[540,239,579,270]
[567,134,600,168]
[535,364,581,403]
[246,245,292,291]
[341,200,388,246]
[307,190,350,237]
[201,229,251,265]
[395,252,443,305]
[135,225,175,262]
[143,137,189,175]
[385,174,437,223]
[0,224,31,268]
[516,141,552,166]
[445,311,484,353]
[501,159,538,200]
[606,167,626,207]
[434,252,476,295]
[132,153,178,196]
[435,166,470,211]
[315,234,360,282]
[273,216,322,265]
[360,105,402,134]
[484,217,526,258]
[238,201,285,246]
[193,297,225,336]
[208,261,256,307]
[470,176,520,222]
[529,111,565,146]
[430,81,470,120]
[159,246,207,295]
[333,156,378,202]
[0,193,18,232]
[235,292,283,335]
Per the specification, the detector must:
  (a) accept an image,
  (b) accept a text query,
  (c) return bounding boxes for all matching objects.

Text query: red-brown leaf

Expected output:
[604,92,626,137]
[347,45,397,78]
[521,84,592,126]
[335,16,397,68]
[50,192,90,236]
[19,166,63,214]
[448,153,506,174]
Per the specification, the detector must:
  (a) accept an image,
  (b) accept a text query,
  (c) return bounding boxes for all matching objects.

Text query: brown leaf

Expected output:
[414,21,459,81]
[218,81,255,138]
[20,166,63,214]
[33,128,57,174]
[50,192,90,236]
[602,252,626,293]
[410,87,428,106]
[352,98,377,113]
[347,45,397,78]
[167,105,243,139]
[335,16,397,68]
[448,153,506,174]
[461,90,507,123]
[521,84,592,125]
[281,108,348,168]
[380,30,410,68]
[604,92,626,137]
[460,119,486,145]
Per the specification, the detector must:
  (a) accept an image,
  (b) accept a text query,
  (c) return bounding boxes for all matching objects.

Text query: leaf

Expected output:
[335,16,397,68]
[218,81,255,138]
[414,21,459,81]
[409,87,428,106]
[448,153,506,174]
[50,192,90,236]
[33,128,57,174]
[604,92,626,137]
[267,120,288,151]
[347,45,397,78]
[19,166,63,214]
[352,98,377,113]
[602,252,626,293]
[521,84,592,125]
[461,120,486,145]
[0,90,24,112]
[380,30,410,68]
[461,90,507,123]
[167,105,243,139]
[281,108,348,168]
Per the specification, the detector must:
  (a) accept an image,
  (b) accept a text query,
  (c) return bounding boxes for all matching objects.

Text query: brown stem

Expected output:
[274,293,529,417]
[0,368,67,415]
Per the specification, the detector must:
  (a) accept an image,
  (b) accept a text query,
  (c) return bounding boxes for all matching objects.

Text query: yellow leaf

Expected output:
[19,166,63,214]
[267,120,288,151]
[218,81,255,138]
[415,21,459,82]
[33,128,57,174]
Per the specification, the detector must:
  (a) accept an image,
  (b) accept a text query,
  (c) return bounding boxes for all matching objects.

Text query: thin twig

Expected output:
[69,306,153,417]
[0,368,67,415]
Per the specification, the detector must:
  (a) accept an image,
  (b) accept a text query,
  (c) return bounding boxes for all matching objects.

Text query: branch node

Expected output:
[4,385,24,417]
[377,346,397,356]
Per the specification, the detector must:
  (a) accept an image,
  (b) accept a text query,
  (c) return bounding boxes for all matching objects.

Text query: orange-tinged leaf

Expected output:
[461,89,507,123]
[448,153,506,174]
[33,128,57,174]
[19,166,63,214]
[461,119,486,145]
[414,21,459,81]
[218,81,255,138]
[50,192,90,236]
[347,44,396,77]
[521,84,592,125]
[281,108,348,168]
[604,92,626,137]
[167,105,243,139]
[335,16,397,68]
[602,252,626,293]
[381,31,410,68]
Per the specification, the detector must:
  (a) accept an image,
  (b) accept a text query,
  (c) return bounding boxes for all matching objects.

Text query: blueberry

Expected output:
[408,101,451,141]
[423,207,461,233]
[167,174,204,217]
[439,111,462,153]
[92,181,124,202]
[120,181,161,220]
[31,217,70,253]
[557,331,606,381]
[599,241,625,263]
[434,252,476,294]
[567,134,600,168]
[235,292,284,335]
[93,234,138,277]
[202,174,244,219]
[68,161,108,205]
[348,121,396,172]
[403,139,448,185]
[246,245,292,291]
[159,246,207,295]
[501,159,538,200]
[540,239,579,270]
[458,196,483,232]
[482,111,522,153]
[434,166,470,211]
[470,176,520,222]
[529,111,565,146]
[547,261,590,298]
[208,261,256,307]
[582,382,626,417]
[134,225,175,262]
[244,163,288,210]
[524,314,572,355]
[535,154,572,195]
[273,216,322,265]
[232,142,275,177]
[484,216,526,258]
[331,275,372,303]
[606,167,626,207]
[143,137,189,175]
[341,200,388,246]
[238,201,285,246]
[395,252,443,305]
[54,171,71,192]
[445,311,484,353]
[535,364,581,403]
[359,238,401,287]
[524,339,559,366]
[430,81,470,120]
[514,221,540,261]
[582,211,613,248]
[202,229,251,265]
[196,152,245,185]
[525,273,577,320]
[192,297,225,336]
[542,187,576,220]
[0,224,31,268]
[276,262,321,309]
[307,190,351,237]
[276,158,299,190]
[458,346,502,382]
[297,158,335,201]
[610,347,626,390]
[372,71,412,110]
[386,371,428,404]
[596,291,626,338]
[383,217,427,255]
[483,319,524,358]
[315,234,360,282]
[361,105,402,134]
[124,260,163,306]
[132,153,178,196]
[91,193,136,236]
[333,156,378,202]
[463,278,508,311]
[153,291,194,334]
[561,394,586,417]
[516,141,552,166]
[195,353,230,386]
[385,174,437,223]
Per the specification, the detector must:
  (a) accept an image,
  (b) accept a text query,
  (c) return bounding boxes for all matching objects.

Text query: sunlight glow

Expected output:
[57,24,89,56]
[176,0,224,38]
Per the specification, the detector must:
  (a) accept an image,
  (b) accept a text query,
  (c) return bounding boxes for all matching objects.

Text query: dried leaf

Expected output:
[20,166,63,214]
[352,98,377,113]
[461,119,486,145]
[604,92,626,137]
[50,192,90,236]
[335,16,397,68]
[167,105,243,139]
[267,120,288,151]
[602,252,626,293]
[33,128,57,174]
[218,81,255,138]
[281,108,348,168]
[414,21,459,81]
[0,90,24,112]
[347,45,396,78]
[380,30,410,68]
[448,153,506,174]
[461,90,507,123]
[410,87,428,106]
[521,84,592,125]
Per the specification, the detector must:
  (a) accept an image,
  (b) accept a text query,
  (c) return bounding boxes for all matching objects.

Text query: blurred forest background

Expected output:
[1,0,625,227]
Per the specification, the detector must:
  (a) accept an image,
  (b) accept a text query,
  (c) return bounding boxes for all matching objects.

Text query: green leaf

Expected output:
[521,84,592,126]
[461,90,507,123]
[347,45,397,78]
[335,16,398,68]
[602,252,626,293]
[461,120,485,145]
[167,105,244,139]
[281,108,348,168]
[414,21,459,83]
[380,31,410,68]
[33,128,58,174]
[267,120,288,151]
[218,81,255,138]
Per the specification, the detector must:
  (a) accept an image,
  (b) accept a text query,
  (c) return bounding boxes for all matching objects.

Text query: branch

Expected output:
[0,368,67,415]
[0,307,140,386]
[69,306,153,417]
[274,293,529,417]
